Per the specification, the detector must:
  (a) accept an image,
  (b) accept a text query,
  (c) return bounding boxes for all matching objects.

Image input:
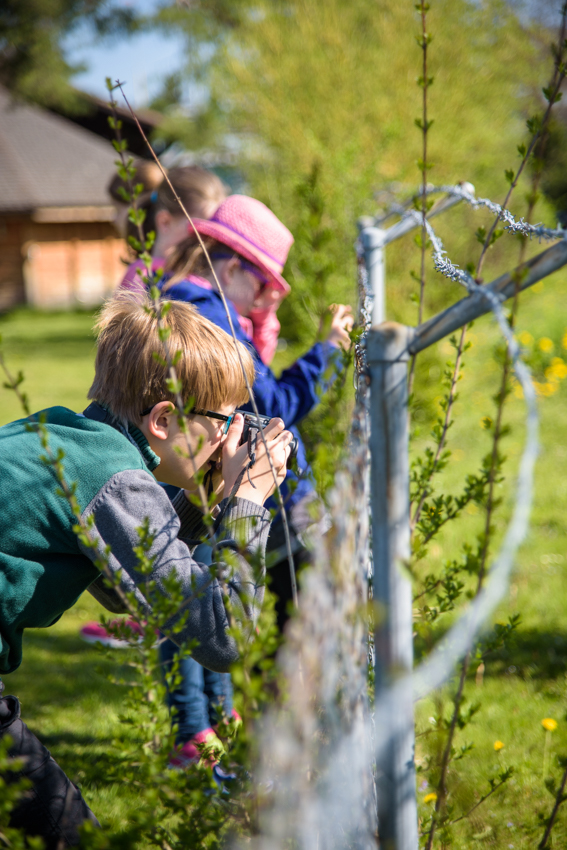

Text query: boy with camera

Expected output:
[0,291,292,847]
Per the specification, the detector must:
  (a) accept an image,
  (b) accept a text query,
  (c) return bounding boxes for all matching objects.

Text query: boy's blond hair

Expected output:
[88,292,255,423]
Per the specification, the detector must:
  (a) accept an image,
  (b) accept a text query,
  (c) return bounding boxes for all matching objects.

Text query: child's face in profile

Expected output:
[140,402,235,490]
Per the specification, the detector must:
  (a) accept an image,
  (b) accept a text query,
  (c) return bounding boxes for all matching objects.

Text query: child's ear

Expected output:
[146,401,174,442]
[222,256,241,285]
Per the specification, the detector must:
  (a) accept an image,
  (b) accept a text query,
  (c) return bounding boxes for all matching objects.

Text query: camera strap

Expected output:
[211,429,260,534]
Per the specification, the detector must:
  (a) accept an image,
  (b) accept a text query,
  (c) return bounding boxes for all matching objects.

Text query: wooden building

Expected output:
[0,86,129,311]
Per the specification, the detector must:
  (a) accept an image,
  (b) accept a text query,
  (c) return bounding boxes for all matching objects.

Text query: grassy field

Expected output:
[1,283,567,846]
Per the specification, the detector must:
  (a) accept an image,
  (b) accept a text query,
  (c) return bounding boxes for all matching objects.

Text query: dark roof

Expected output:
[0,87,120,213]
[47,92,163,159]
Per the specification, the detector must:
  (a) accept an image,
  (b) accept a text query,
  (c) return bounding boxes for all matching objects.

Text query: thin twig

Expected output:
[107,88,214,526]
[411,324,466,529]
[539,762,567,848]
[115,82,298,608]
[424,651,470,850]
[409,0,432,393]
[449,775,509,825]
[476,4,567,278]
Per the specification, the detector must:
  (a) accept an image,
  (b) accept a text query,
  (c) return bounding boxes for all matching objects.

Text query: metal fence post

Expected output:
[360,225,386,325]
[367,321,418,850]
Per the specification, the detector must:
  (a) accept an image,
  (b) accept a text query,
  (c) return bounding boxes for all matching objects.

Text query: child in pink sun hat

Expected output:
[161,194,353,622]
[124,193,350,771]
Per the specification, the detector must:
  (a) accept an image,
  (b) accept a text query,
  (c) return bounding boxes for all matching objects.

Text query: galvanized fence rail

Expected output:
[242,185,567,850]
[362,188,567,849]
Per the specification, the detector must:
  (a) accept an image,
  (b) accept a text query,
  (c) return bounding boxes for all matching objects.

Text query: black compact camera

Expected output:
[235,410,298,459]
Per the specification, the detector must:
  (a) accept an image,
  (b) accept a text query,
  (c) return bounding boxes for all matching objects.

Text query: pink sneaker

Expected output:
[215,709,242,739]
[168,728,226,769]
[79,619,144,648]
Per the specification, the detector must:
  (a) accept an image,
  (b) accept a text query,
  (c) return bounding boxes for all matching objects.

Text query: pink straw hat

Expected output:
[190,195,293,294]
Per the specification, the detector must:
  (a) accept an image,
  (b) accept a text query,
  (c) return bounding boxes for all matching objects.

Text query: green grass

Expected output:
[2,286,567,845]
[0,307,97,423]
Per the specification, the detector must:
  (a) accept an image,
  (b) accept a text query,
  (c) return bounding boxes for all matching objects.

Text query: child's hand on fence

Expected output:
[322,303,354,350]
[222,414,293,506]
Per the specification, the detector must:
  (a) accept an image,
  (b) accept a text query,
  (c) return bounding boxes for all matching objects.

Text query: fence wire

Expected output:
[239,243,376,850]
[379,204,540,707]
[246,183,552,848]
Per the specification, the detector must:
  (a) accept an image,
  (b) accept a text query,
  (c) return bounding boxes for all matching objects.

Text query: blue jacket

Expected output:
[159,277,337,513]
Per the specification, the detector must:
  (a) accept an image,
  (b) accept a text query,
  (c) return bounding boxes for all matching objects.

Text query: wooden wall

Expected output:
[0,217,128,311]
[0,216,27,311]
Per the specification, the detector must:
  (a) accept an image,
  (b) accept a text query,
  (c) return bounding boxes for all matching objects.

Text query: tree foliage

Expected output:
[0,0,140,109]
[150,0,552,335]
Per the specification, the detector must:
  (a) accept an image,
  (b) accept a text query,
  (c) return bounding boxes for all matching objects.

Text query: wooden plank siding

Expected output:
[0,217,127,311]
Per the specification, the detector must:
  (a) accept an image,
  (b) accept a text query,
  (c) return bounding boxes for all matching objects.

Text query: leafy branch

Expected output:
[449,768,514,825]
[476,1,567,279]
[539,757,567,849]
[408,0,434,393]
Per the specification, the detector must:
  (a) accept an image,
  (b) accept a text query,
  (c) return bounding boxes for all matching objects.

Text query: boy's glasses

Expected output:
[140,405,235,434]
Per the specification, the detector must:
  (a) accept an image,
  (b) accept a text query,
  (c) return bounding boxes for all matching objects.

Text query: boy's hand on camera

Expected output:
[222,414,292,506]
[323,303,353,350]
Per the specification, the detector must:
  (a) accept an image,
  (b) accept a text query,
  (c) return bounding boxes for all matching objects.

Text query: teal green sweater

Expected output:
[0,407,270,675]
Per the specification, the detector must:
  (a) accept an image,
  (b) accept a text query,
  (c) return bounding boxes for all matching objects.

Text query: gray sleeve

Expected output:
[80,469,270,672]
[170,488,209,542]
[87,572,129,614]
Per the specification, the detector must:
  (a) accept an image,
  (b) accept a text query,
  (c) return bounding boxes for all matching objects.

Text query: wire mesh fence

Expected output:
[246,183,567,849]
[237,240,377,850]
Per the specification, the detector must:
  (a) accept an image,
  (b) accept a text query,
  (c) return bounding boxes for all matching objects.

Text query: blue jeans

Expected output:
[160,640,233,743]
[158,535,233,744]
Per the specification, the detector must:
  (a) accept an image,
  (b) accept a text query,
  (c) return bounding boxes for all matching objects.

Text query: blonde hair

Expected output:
[162,236,228,290]
[156,167,227,219]
[88,291,255,423]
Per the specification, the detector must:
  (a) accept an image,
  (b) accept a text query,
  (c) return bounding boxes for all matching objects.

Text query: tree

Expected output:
[152,0,549,326]
[0,0,140,109]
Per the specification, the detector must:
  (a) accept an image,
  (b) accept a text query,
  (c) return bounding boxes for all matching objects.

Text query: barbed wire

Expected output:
[372,207,540,707]
[438,183,566,242]
[241,243,376,850]
[251,186,544,848]
[380,182,567,242]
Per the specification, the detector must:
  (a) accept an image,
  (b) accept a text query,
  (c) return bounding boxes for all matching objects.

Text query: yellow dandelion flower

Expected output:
[539,337,554,353]
[494,740,505,751]
[550,363,567,379]
[514,385,524,399]
[518,331,534,347]
[551,356,565,366]
[542,382,558,397]
[544,367,561,382]
[423,793,438,804]
[542,718,558,732]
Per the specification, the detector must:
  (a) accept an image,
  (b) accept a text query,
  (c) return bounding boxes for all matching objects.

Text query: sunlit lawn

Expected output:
[1,274,567,846]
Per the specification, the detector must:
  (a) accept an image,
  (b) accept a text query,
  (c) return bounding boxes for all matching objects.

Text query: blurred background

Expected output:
[0,0,567,319]
[4,4,567,840]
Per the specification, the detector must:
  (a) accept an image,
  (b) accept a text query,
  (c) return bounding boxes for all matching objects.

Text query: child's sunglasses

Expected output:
[210,251,270,289]
[140,404,235,435]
